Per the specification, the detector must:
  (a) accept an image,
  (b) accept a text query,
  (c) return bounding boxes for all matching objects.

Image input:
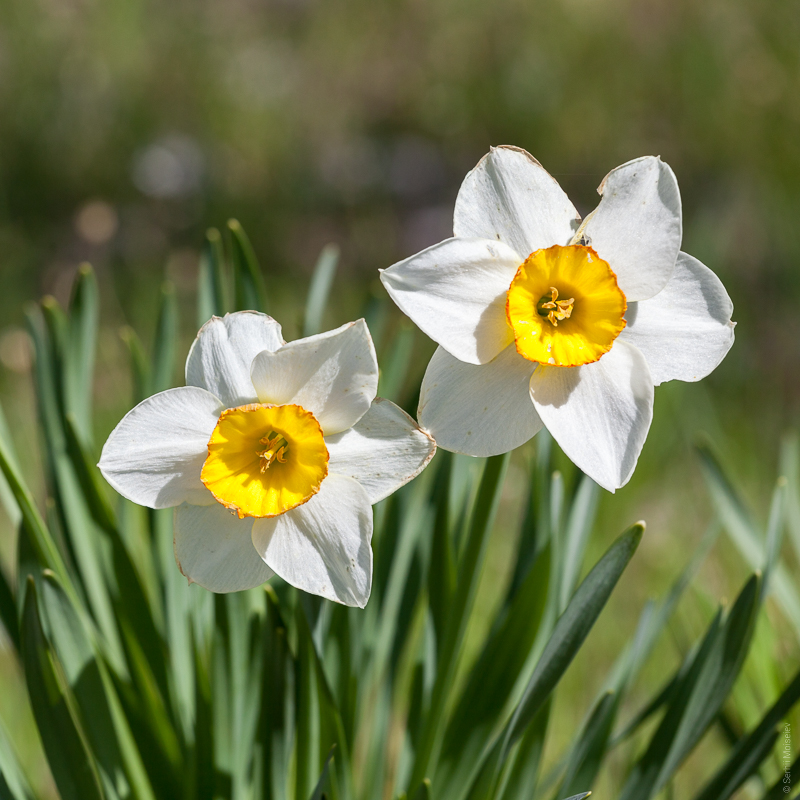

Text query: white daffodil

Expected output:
[381,146,734,492]
[99,311,435,607]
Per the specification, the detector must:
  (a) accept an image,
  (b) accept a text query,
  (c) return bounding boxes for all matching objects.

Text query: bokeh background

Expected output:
[1,0,799,795]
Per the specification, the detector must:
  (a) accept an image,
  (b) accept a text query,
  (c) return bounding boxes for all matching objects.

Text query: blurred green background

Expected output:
[3,0,800,409]
[1,0,799,795]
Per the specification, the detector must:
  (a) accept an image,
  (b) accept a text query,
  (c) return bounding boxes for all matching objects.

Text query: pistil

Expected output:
[258,432,288,472]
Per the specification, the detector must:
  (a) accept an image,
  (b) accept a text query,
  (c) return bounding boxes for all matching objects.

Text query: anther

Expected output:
[536,287,574,327]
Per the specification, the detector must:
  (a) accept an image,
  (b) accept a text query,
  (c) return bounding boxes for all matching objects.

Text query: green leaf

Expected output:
[369,473,434,687]
[197,227,228,326]
[508,430,553,598]
[427,452,456,662]
[620,573,761,800]
[701,730,780,800]
[309,747,336,800]
[235,596,267,797]
[362,292,391,354]
[151,282,178,394]
[295,603,353,800]
[20,577,105,800]
[191,629,215,800]
[295,604,322,800]
[63,414,117,534]
[153,506,201,746]
[228,219,268,312]
[619,631,718,800]
[410,778,432,800]
[495,700,550,800]
[699,446,800,635]
[436,540,551,798]
[304,244,340,337]
[377,322,415,410]
[0,401,23,532]
[38,571,157,800]
[762,477,787,598]
[653,573,760,789]
[501,523,644,754]
[694,668,800,800]
[610,669,680,750]
[325,606,357,747]
[63,264,98,442]
[549,470,565,611]
[211,591,266,798]
[625,521,720,688]
[65,415,167,662]
[558,476,600,611]
[31,300,140,673]
[113,618,183,796]
[16,517,43,618]
[468,523,643,799]
[407,453,510,794]
[260,588,295,800]
[120,326,152,403]
[211,597,233,783]
[38,422,127,673]
[0,560,19,651]
[0,717,36,800]
[780,431,800,567]
[0,399,73,597]
[558,691,619,797]
[38,296,70,416]
[608,522,721,748]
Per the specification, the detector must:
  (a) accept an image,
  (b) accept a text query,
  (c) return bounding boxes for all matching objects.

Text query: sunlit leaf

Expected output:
[228,219,268,313]
[304,244,340,337]
[20,578,105,800]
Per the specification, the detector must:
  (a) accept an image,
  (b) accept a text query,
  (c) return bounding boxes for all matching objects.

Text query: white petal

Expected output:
[99,387,222,509]
[326,398,436,504]
[186,311,285,407]
[529,340,654,492]
[173,503,273,593]
[250,320,378,436]
[380,238,519,365]
[582,156,682,302]
[620,253,735,386]
[418,345,542,457]
[251,474,373,607]
[453,145,580,258]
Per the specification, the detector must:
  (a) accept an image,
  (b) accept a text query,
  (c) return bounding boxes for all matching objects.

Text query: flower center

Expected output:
[536,287,575,326]
[201,403,328,519]
[506,244,626,367]
[258,432,288,472]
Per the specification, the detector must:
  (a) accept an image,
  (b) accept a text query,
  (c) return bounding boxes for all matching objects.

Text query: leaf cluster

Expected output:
[0,226,797,800]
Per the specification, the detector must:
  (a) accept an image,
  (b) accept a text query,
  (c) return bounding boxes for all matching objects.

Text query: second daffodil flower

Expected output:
[381,146,735,491]
[99,312,435,607]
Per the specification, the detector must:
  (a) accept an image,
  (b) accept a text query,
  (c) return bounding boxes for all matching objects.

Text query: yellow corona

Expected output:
[201,403,329,519]
[506,244,627,367]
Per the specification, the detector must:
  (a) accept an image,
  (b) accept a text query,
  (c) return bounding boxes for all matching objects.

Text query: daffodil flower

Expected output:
[381,146,734,491]
[99,312,435,606]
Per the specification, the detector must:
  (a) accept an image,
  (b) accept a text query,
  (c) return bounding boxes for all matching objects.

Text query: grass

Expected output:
[0,241,797,798]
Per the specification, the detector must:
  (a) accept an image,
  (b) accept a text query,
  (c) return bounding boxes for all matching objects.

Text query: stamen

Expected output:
[258,431,289,472]
[536,287,574,327]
